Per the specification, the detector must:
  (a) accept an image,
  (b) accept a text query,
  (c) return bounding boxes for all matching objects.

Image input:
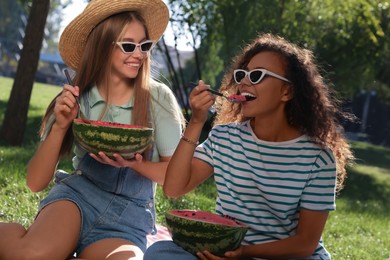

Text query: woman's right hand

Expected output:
[189,80,215,124]
[53,84,80,129]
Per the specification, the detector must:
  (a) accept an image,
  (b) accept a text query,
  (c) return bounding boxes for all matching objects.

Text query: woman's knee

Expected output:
[144,241,197,260]
[0,223,26,259]
[0,238,68,260]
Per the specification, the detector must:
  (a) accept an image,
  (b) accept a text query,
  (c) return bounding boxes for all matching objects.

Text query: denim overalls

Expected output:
[38,92,156,256]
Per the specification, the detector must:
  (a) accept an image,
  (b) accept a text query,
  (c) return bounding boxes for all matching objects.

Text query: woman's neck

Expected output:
[250,116,301,142]
[97,78,134,106]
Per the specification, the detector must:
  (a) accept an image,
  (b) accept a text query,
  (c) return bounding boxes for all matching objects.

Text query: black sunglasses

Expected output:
[115,40,154,54]
[234,69,290,85]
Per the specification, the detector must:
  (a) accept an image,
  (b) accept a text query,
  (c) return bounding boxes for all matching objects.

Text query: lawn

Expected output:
[0,76,389,259]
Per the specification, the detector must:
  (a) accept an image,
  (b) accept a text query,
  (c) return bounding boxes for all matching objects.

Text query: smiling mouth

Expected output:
[125,62,140,68]
[241,93,256,101]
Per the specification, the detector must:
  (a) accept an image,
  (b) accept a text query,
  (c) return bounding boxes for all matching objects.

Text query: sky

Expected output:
[60,1,193,51]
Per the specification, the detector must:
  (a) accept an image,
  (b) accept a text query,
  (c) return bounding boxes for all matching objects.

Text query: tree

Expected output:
[167,0,390,99]
[0,0,50,146]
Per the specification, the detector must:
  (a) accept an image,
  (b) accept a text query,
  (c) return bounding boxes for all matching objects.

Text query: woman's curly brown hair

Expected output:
[214,33,354,192]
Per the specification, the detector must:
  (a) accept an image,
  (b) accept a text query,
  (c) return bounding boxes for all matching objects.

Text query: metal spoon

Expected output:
[189,82,245,103]
[64,69,83,118]
[205,88,242,103]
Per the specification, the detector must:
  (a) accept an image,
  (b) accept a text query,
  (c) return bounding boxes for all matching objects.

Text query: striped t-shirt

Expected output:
[194,121,336,259]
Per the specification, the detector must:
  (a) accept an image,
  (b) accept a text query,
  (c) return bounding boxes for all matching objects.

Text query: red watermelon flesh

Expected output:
[228,94,256,102]
[170,210,245,227]
[228,94,247,102]
[74,118,145,129]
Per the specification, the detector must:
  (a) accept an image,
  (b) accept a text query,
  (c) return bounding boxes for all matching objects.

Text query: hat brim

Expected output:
[59,0,169,70]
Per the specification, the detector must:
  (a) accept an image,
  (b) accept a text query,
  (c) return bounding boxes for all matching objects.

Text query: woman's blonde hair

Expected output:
[40,11,153,156]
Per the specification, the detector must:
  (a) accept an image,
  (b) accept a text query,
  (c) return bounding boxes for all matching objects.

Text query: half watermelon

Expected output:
[72,118,154,159]
[165,209,248,256]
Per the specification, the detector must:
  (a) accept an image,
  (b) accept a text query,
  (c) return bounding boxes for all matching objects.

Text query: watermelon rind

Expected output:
[72,119,154,159]
[165,210,248,256]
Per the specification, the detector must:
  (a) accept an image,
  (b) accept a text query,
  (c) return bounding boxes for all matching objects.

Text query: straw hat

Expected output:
[59,0,169,70]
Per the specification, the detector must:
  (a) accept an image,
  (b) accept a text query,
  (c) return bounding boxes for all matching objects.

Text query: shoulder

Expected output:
[298,136,336,166]
[317,145,336,167]
[208,122,251,142]
[211,121,250,135]
[149,79,176,101]
[149,79,183,122]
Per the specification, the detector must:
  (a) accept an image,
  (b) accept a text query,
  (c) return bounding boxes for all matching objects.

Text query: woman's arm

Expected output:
[27,124,68,192]
[27,85,79,192]
[242,209,328,258]
[91,153,171,185]
[199,209,329,260]
[163,81,215,197]
[163,121,213,197]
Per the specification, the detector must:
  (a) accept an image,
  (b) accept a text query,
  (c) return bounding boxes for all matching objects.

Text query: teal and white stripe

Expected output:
[194,120,335,259]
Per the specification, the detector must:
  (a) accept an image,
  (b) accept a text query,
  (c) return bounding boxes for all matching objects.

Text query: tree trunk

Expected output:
[0,0,50,146]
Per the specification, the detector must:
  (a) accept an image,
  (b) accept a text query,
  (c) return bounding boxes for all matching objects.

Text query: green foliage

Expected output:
[0,0,72,57]
[168,0,390,100]
[0,0,27,56]
[304,0,387,96]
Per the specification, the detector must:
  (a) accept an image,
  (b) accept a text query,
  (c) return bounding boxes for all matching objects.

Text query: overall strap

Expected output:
[81,90,91,118]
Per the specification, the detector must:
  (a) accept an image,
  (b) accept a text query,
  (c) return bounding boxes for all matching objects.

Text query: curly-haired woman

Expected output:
[145,33,354,260]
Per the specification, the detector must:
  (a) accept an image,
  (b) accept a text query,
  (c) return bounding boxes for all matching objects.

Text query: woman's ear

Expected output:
[281,84,294,102]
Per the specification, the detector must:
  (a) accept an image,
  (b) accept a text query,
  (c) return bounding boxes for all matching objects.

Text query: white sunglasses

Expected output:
[115,40,154,54]
[234,69,290,85]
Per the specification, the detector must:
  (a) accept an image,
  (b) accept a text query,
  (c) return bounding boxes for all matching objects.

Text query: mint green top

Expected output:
[42,80,183,170]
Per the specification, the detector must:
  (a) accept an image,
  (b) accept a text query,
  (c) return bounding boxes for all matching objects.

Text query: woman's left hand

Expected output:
[197,247,244,260]
[89,152,143,168]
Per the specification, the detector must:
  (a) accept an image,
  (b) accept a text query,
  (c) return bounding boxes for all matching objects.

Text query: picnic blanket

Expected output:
[146,224,172,247]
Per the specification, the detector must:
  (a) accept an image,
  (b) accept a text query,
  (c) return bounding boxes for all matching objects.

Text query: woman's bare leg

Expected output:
[79,238,144,260]
[0,200,81,260]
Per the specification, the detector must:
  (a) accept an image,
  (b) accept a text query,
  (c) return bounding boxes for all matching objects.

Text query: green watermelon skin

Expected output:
[165,210,248,256]
[72,119,153,159]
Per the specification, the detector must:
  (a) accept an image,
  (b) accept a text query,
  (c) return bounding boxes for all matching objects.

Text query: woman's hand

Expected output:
[89,152,144,168]
[197,246,245,260]
[53,84,80,129]
[189,80,215,125]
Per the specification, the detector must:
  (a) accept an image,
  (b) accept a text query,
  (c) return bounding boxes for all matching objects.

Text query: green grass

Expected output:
[323,143,390,259]
[0,76,62,145]
[0,76,389,259]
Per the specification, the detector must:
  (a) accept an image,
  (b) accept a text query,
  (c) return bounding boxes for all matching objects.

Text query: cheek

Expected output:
[255,87,273,101]
[252,90,285,112]
[111,52,123,64]
[258,85,285,100]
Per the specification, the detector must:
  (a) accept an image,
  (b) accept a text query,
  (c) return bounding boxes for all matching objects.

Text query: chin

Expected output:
[125,70,139,79]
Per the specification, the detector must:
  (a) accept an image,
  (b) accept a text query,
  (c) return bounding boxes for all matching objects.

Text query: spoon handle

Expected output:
[189,82,224,97]
[206,88,223,97]
[64,68,73,85]
[188,82,242,103]
[64,69,82,118]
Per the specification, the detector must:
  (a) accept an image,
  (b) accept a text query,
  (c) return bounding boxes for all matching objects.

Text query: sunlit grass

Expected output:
[323,142,390,258]
[0,76,62,144]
